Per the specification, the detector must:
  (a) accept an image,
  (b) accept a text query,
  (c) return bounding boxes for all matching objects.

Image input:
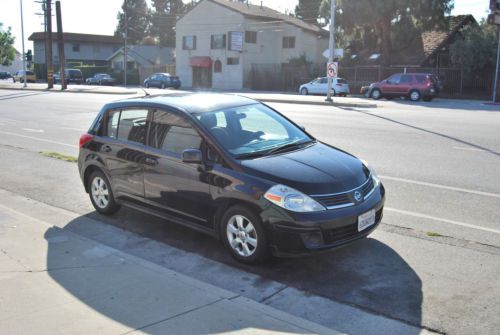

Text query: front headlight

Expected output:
[264,184,326,212]
[361,160,380,188]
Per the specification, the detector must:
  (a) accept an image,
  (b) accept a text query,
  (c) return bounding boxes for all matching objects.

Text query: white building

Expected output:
[175,0,328,89]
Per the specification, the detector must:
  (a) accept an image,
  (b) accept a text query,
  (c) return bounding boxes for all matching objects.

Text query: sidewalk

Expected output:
[0,194,339,334]
[0,80,376,108]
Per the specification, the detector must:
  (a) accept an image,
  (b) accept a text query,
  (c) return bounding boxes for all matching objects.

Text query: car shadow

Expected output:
[339,106,500,157]
[49,208,423,334]
[0,92,49,100]
[365,96,500,112]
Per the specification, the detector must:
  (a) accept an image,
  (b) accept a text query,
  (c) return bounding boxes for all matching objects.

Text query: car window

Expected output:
[319,78,328,84]
[415,74,427,84]
[107,110,120,139]
[337,78,347,84]
[387,74,402,84]
[149,110,202,154]
[311,78,320,84]
[118,109,148,144]
[400,75,413,84]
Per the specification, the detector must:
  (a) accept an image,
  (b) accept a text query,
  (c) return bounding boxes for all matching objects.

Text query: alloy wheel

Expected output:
[91,177,110,209]
[226,215,258,257]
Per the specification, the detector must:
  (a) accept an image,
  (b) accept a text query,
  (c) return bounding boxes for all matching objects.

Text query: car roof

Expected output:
[105,93,258,114]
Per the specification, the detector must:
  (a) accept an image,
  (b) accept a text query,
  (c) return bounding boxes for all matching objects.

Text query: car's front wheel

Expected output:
[88,170,120,215]
[410,90,421,102]
[300,88,308,95]
[371,89,382,100]
[222,206,269,264]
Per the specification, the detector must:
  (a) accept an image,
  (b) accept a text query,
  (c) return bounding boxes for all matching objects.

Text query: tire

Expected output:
[160,83,166,89]
[88,170,120,215]
[409,90,421,102]
[371,89,382,100]
[300,88,308,95]
[221,205,269,264]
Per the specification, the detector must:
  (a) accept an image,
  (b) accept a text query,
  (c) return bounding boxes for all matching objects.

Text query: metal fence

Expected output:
[249,64,494,99]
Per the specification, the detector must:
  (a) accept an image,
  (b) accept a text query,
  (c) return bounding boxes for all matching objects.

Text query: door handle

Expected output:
[145,157,158,166]
[102,145,112,153]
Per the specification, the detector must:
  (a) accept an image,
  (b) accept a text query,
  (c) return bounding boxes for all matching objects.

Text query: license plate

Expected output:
[358,209,376,232]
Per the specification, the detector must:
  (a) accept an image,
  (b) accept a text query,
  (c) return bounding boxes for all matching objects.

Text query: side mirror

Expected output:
[299,125,306,131]
[182,149,202,164]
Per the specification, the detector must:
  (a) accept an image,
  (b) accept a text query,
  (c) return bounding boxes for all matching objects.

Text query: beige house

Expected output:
[175,0,328,89]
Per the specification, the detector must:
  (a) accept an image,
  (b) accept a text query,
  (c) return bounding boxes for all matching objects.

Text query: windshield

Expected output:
[195,103,312,158]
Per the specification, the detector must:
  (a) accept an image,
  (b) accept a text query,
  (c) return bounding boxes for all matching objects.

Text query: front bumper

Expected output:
[263,184,385,257]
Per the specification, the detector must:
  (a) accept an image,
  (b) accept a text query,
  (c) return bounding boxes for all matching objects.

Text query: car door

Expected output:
[382,74,402,96]
[151,74,161,87]
[98,108,148,200]
[143,109,214,227]
[307,78,321,94]
[317,77,329,94]
[398,74,414,95]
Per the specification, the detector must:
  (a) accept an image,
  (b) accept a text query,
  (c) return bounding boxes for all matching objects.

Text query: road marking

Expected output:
[454,146,494,153]
[0,130,77,148]
[379,175,500,199]
[386,207,500,234]
[59,127,88,132]
[22,128,44,133]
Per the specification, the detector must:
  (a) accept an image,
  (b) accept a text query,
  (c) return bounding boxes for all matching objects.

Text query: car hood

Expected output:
[240,142,369,195]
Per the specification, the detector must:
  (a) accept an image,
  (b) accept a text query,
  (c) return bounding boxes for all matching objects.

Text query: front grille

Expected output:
[311,175,375,209]
[322,207,383,244]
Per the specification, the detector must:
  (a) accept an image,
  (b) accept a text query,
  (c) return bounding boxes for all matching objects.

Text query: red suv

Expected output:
[368,73,441,102]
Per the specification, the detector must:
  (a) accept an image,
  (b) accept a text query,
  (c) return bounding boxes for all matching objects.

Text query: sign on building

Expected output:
[327,62,338,78]
[228,31,243,52]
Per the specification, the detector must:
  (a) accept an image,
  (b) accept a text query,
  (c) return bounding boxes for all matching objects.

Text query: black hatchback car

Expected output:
[78,93,385,263]
[143,73,181,89]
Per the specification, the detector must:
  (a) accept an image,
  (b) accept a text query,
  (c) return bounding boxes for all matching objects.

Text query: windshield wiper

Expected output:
[235,151,268,160]
[266,140,316,155]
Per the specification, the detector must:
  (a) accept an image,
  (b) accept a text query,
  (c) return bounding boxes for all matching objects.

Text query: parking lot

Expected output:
[1,88,499,334]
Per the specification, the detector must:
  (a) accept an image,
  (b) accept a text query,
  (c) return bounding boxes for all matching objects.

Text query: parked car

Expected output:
[12,70,36,83]
[78,93,385,264]
[143,73,181,89]
[0,71,11,79]
[54,69,84,85]
[85,73,116,86]
[365,73,442,102]
[299,77,350,97]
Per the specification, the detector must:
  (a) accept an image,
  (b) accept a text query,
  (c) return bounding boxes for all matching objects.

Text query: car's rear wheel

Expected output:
[300,88,308,95]
[371,89,382,100]
[88,170,120,215]
[410,90,421,102]
[222,206,269,264]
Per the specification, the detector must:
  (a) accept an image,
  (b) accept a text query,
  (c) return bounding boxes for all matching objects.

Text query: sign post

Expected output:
[325,0,336,102]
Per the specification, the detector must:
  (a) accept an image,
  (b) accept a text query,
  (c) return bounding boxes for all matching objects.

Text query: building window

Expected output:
[214,60,222,73]
[72,43,80,52]
[182,35,197,50]
[282,36,295,49]
[245,31,257,44]
[211,34,226,49]
[227,57,239,65]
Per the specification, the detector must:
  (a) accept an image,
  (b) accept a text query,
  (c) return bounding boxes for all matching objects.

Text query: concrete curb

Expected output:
[0,85,137,95]
[256,98,378,108]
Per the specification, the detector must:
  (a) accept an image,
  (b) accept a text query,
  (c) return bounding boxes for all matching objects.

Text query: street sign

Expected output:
[327,62,338,78]
[323,48,344,59]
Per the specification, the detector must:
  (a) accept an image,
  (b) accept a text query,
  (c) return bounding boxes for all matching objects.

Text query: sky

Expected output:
[0,0,491,53]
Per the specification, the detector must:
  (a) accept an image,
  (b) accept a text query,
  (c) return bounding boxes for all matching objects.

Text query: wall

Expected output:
[33,40,121,65]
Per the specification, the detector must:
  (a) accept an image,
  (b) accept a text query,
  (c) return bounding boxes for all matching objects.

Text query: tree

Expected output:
[294,0,322,25]
[149,0,184,47]
[320,0,454,65]
[115,0,151,44]
[450,21,498,73]
[0,23,15,66]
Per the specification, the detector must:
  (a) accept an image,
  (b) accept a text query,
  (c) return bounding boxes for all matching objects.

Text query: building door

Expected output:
[192,67,212,88]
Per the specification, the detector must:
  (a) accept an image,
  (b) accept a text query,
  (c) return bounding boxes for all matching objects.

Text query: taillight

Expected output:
[79,133,93,148]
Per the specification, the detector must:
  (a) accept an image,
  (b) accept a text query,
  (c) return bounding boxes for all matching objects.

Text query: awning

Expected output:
[189,56,212,68]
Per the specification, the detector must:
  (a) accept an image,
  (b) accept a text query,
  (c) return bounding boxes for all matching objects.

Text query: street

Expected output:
[1,89,500,334]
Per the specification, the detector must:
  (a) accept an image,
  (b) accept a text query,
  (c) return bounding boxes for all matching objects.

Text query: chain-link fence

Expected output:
[248,64,494,99]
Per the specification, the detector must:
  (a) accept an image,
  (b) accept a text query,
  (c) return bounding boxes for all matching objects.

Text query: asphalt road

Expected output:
[1,89,500,334]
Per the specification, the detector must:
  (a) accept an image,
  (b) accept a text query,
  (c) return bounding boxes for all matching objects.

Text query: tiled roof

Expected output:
[28,32,122,44]
[208,0,327,36]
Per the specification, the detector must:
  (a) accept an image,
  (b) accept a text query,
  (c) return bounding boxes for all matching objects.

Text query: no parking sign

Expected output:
[327,62,338,78]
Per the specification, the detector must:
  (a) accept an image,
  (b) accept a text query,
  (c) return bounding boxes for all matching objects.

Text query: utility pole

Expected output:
[55,1,66,90]
[124,11,128,87]
[325,0,335,102]
[20,0,27,87]
[46,0,54,88]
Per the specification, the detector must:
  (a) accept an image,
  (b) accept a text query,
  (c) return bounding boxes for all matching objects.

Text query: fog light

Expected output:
[301,231,324,248]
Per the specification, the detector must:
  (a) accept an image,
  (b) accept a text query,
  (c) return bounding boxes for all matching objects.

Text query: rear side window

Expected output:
[337,78,347,84]
[106,109,148,144]
[415,75,427,84]
[149,110,202,155]
[400,75,413,84]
